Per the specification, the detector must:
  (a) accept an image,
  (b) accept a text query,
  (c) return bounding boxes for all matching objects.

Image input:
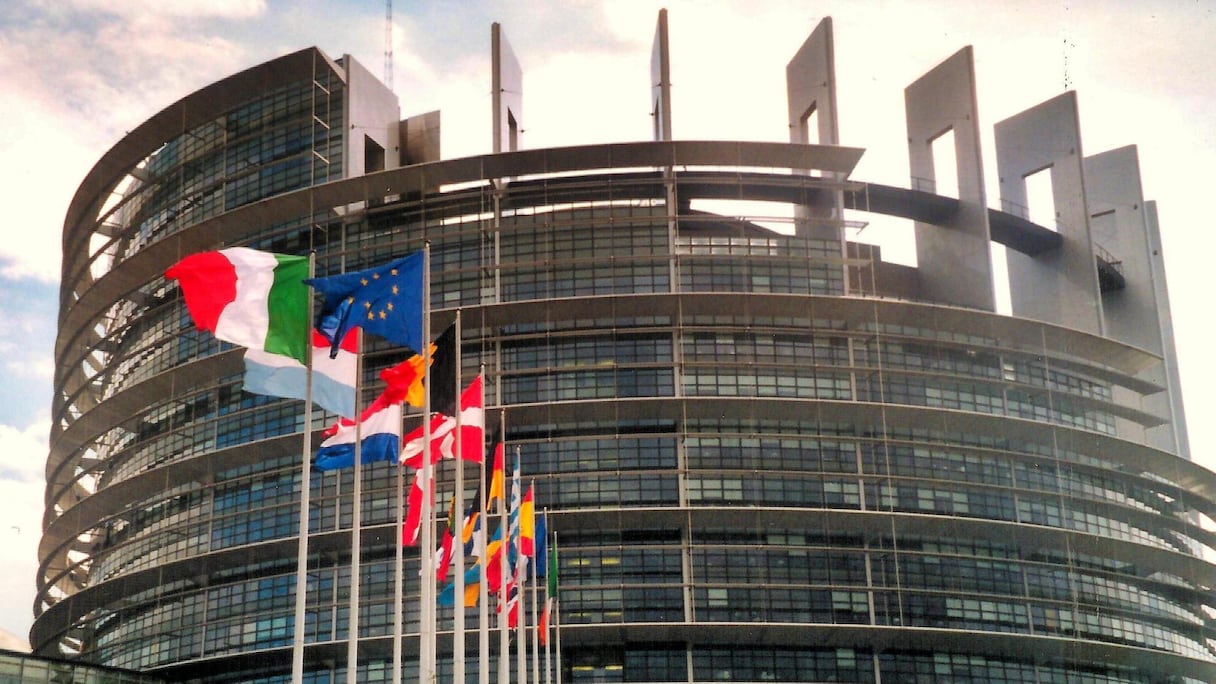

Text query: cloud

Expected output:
[0,4,266,283]
[63,0,267,20]
[0,421,48,484]
[0,628,28,652]
[0,278,57,427]
[0,417,47,641]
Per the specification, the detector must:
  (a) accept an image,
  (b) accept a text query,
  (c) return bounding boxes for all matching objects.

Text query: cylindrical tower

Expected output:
[37,39,1216,684]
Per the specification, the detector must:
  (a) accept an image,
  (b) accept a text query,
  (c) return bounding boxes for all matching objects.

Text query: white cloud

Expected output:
[0,421,48,484]
[0,418,48,640]
[63,0,266,20]
[0,6,266,282]
[0,628,28,652]
[3,357,53,384]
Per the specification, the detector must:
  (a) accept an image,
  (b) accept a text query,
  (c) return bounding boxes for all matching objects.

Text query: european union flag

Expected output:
[305,251,425,357]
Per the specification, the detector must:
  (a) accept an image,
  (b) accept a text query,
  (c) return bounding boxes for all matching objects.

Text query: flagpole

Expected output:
[347,329,364,684]
[529,506,539,684]
[514,450,526,684]
[452,310,466,684]
[420,243,435,684]
[477,400,492,684]
[291,253,318,684]
[393,359,405,684]
[542,512,552,684]
[497,423,510,684]
[553,534,562,684]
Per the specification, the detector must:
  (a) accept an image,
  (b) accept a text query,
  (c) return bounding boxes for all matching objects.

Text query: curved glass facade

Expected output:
[38,45,1216,684]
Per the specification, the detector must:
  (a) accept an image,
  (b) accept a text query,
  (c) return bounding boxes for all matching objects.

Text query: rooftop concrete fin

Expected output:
[786,17,838,146]
[785,18,844,245]
[492,22,523,153]
[400,110,441,166]
[905,46,995,311]
[996,91,1102,335]
[1086,146,1157,353]
[1086,146,1187,457]
[343,54,401,177]
[651,8,673,141]
[1145,200,1191,460]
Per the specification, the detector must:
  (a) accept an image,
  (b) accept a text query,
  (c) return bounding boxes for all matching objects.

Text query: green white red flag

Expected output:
[165,247,310,363]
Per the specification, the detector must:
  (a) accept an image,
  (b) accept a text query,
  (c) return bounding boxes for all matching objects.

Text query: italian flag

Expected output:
[165,247,310,363]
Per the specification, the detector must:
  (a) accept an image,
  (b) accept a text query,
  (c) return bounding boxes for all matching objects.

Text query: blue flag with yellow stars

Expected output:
[305,251,425,357]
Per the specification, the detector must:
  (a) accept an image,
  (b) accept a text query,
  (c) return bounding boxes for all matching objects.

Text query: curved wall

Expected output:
[37,48,1216,684]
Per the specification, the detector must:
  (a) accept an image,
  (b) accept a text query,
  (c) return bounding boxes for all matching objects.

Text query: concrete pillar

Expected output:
[904,47,995,311]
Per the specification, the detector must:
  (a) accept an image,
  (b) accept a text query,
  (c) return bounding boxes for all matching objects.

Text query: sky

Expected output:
[1,0,1214,651]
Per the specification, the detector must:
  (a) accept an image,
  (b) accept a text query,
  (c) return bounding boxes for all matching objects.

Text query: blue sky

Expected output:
[2,0,1214,650]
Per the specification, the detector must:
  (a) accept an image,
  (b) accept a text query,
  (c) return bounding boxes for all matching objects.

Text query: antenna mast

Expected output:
[384,0,393,89]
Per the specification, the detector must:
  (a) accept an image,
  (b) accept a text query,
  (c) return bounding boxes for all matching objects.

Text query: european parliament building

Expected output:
[36,13,1216,684]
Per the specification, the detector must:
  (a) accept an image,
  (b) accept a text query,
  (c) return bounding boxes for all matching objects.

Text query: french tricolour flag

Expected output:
[314,393,403,471]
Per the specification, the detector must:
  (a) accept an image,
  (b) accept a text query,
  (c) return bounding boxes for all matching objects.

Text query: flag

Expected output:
[508,452,522,554]
[403,468,431,546]
[539,594,551,645]
[436,496,458,581]
[429,323,458,416]
[166,247,310,362]
[380,345,434,408]
[437,492,483,582]
[540,524,557,645]
[487,431,505,512]
[399,375,485,467]
[534,512,548,579]
[242,328,357,417]
[438,563,483,607]
[305,250,425,357]
[501,577,520,628]
[539,513,554,642]
[483,525,515,593]
[314,391,403,471]
[519,485,535,557]
[460,490,484,558]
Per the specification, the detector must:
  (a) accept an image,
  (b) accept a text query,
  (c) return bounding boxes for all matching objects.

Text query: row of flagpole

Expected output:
[165,244,562,684]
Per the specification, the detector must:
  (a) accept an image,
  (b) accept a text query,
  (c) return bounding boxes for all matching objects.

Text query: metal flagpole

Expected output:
[347,329,365,684]
[542,512,551,684]
[529,508,539,684]
[497,425,510,684]
[553,534,562,684]
[291,253,318,684]
[392,358,405,682]
[420,243,435,684]
[514,449,526,684]
[477,402,493,684]
[453,310,466,684]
